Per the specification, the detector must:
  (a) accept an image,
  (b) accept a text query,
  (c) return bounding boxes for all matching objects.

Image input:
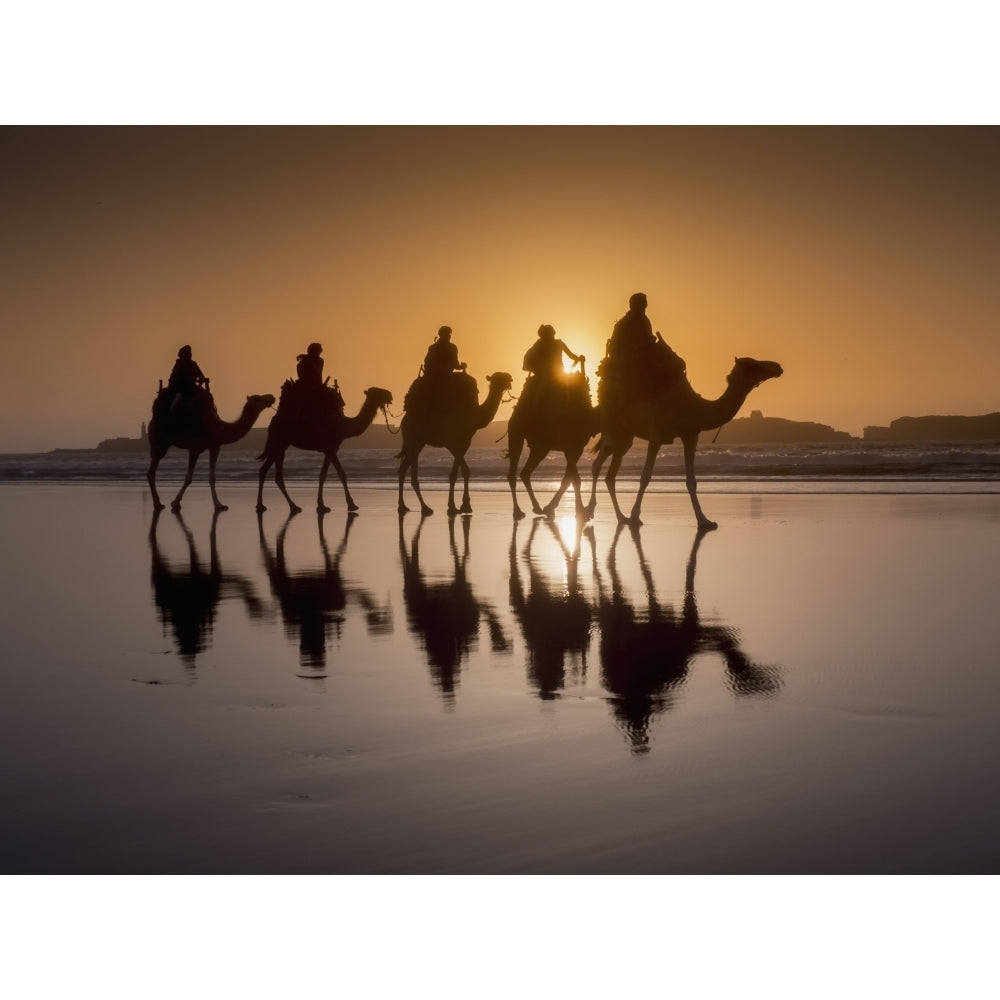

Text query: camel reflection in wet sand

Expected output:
[596,524,782,754]
[399,514,511,706]
[148,508,267,667]
[258,512,392,677]
[509,518,594,699]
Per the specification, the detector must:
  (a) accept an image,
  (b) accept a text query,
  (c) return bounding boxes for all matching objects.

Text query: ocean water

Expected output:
[4,440,1000,492]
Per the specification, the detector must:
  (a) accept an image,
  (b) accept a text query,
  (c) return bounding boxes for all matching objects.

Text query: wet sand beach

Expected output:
[2,482,999,874]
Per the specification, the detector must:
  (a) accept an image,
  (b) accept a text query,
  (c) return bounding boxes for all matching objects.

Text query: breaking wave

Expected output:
[4,441,1000,493]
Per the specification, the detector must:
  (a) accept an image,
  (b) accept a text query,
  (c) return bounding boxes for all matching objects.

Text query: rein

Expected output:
[380,406,400,433]
[711,373,767,444]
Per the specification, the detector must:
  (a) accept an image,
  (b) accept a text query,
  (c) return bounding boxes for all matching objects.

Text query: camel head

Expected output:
[246,393,277,413]
[365,387,394,410]
[487,372,515,395]
[728,358,783,392]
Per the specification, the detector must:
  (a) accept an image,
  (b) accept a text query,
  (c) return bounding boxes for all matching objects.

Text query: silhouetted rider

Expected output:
[605,292,685,399]
[520,324,584,417]
[167,345,208,412]
[296,342,325,387]
[423,326,466,378]
[523,324,583,381]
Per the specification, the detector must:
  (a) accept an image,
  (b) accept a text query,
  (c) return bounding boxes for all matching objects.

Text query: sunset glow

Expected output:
[1,126,997,452]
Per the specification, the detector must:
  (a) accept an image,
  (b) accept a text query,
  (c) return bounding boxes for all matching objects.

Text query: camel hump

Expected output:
[514,370,591,423]
[153,385,216,435]
[598,338,686,409]
[279,378,345,421]
[404,370,478,416]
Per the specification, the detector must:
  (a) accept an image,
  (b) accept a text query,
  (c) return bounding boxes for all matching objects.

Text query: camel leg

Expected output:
[604,450,630,524]
[274,451,302,514]
[586,443,612,519]
[458,457,473,515]
[147,448,167,511]
[256,449,274,512]
[520,448,549,516]
[568,454,586,520]
[586,444,611,519]
[545,454,585,519]
[207,446,228,512]
[326,453,358,513]
[626,439,661,526]
[317,457,332,513]
[171,449,201,512]
[407,451,433,517]
[447,457,461,517]
[506,440,527,520]
[397,453,411,513]
[682,434,717,530]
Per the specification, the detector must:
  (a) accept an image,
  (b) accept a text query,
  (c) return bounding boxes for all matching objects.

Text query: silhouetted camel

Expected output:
[587,357,783,528]
[147,390,275,512]
[257,511,392,676]
[505,370,600,521]
[397,371,514,517]
[256,384,393,514]
[508,518,594,699]
[398,514,510,705]
[148,508,267,666]
[594,523,781,754]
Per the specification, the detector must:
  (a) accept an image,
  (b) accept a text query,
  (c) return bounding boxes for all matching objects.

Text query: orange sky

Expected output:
[1,125,997,452]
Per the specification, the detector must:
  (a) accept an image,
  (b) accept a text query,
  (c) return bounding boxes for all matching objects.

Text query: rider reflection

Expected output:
[399,514,511,707]
[595,524,782,754]
[508,518,594,699]
[258,512,392,677]
[148,508,266,668]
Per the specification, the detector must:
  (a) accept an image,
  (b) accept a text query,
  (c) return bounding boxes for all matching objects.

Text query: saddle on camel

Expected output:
[153,345,215,434]
[513,323,591,425]
[280,342,345,423]
[404,325,478,421]
[597,292,686,411]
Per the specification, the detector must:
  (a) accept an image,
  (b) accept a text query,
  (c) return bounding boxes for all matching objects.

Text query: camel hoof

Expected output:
[170,503,182,513]
[153,501,166,512]
[699,520,719,532]
[256,503,267,513]
[287,506,302,516]
[513,508,526,521]
[215,504,229,512]
[346,502,359,512]
[460,503,473,515]
[421,506,434,518]
[399,503,410,514]
[318,504,331,514]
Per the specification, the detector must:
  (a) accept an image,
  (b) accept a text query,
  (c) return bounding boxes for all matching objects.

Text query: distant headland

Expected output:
[81,409,1000,455]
